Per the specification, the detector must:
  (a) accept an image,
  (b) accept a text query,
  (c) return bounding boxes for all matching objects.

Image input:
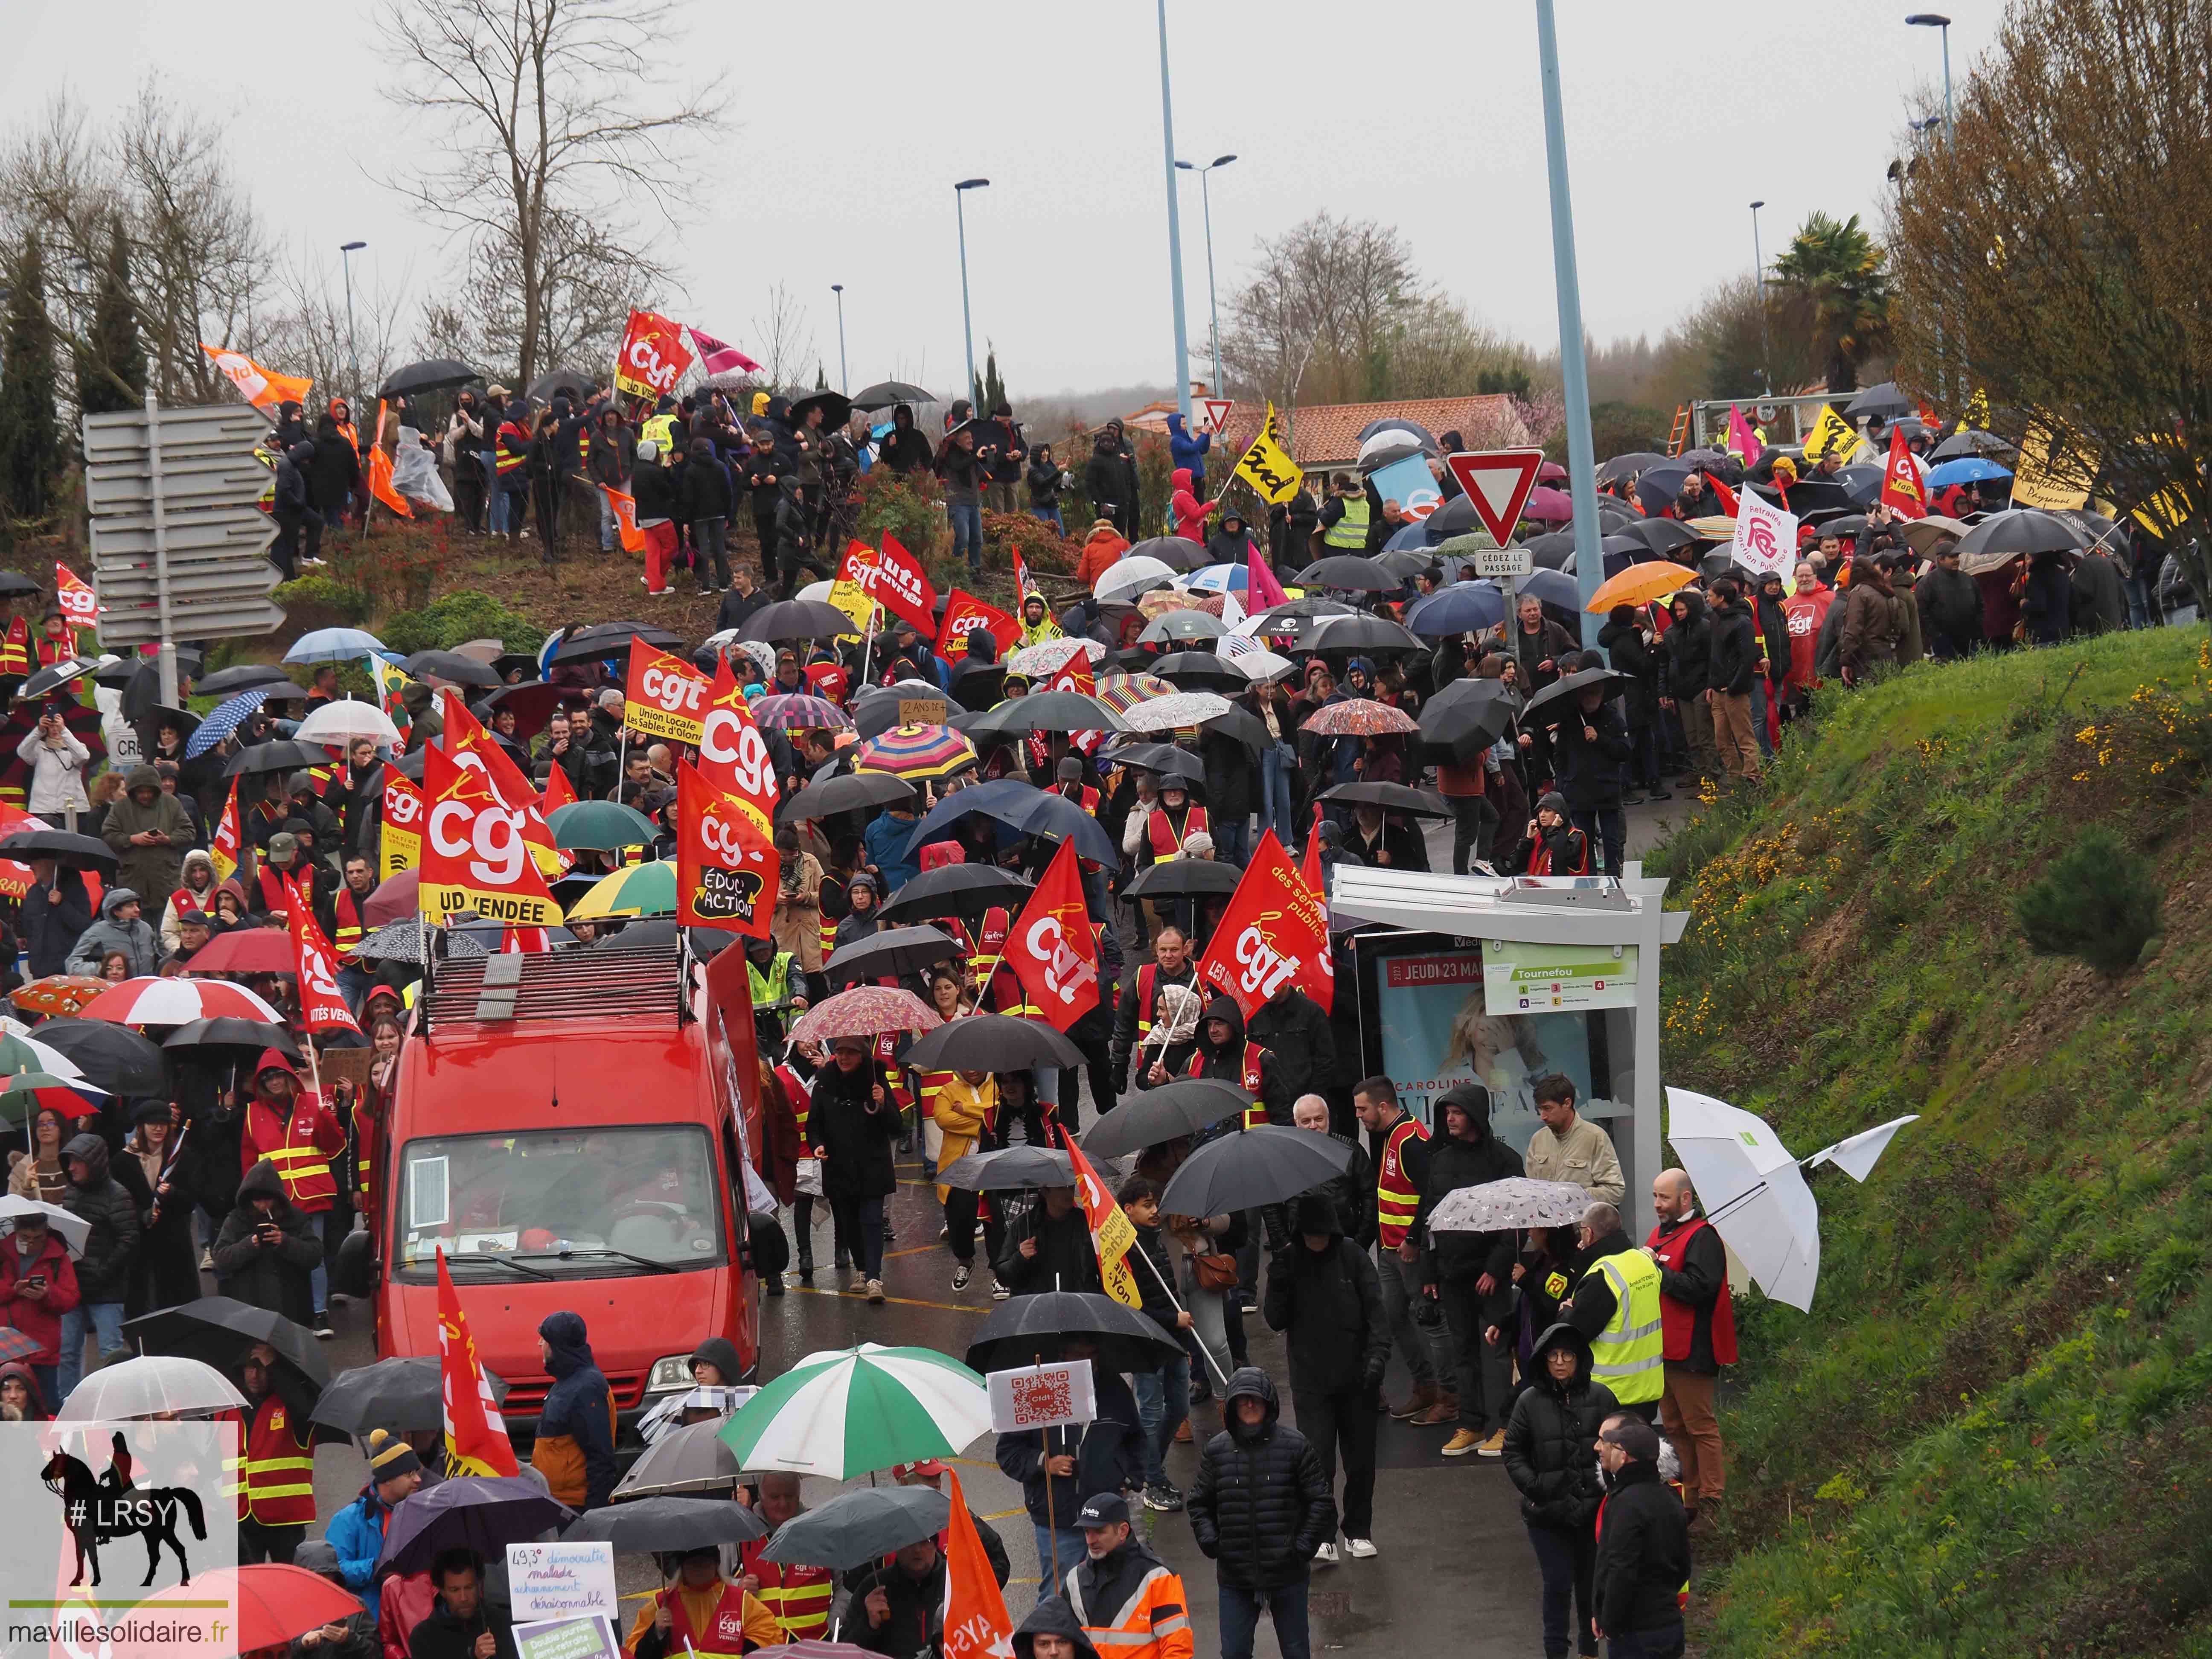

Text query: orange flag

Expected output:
[437,1248,520,1477]
[942,1468,1018,1659]
[366,399,414,518]
[201,342,313,413]
[599,483,646,554]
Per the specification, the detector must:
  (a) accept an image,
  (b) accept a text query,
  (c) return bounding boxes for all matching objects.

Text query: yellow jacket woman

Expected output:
[932,1071,997,1203]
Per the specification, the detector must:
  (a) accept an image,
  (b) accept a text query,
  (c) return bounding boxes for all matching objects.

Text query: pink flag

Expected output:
[1727,404,1764,470]
[1247,544,1289,609]
[687,327,761,377]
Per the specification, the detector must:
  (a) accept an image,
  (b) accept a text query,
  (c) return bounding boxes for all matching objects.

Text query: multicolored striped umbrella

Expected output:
[751,693,852,731]
[853,725,977,780]
[1092,672,1179,714]
[789,986,942,1045]
[568,860,677,920]
[716,1343,990,1479]
[0,1071,107,1127]
[1299,697,1420,736]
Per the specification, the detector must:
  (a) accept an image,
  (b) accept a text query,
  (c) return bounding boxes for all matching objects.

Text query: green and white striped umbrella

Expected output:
[716,1343,990,1479]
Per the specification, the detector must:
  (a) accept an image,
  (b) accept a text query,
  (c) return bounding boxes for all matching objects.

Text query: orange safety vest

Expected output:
[737,1539,834,1638]
[1646,1214,1738,1366]
[1189,1040,1269,1130]
[1065,1551,1194,1659]
[1147,803,1209,862]
[329,885,370,952]
[1375,1115,1428,1249]
[240,1394,316,1525]
[244,1095,341,1210]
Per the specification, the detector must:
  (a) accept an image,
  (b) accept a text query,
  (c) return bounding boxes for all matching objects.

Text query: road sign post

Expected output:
[1444,450,1547,547]
[1201,397,1234,436]
[1472,547,1534,580]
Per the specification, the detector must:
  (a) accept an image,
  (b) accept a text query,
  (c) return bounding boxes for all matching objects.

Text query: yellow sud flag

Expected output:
[1063,1132,1142,1309]
[1801,403,1863,463]
[1231,402,1304,505]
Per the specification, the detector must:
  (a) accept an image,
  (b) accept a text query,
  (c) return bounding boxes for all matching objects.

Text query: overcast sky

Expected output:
[2,0,1996,402]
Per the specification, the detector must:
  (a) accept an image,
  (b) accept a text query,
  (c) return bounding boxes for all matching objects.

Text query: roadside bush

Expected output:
[381,588,545,658]
[2012,824,2163,972]
[853,469,939,561]
[272,573,372,630]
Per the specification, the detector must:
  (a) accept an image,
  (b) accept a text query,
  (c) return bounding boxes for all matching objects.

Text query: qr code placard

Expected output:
[987,1359,1095,1434]
[1007,1371,1074,1429]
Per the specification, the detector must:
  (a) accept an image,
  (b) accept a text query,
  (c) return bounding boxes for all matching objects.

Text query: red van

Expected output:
[339,937,766,1435]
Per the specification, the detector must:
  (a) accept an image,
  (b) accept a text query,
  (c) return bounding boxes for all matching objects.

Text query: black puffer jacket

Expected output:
[1261,1196,1390,1395]
[1187,1368,1335,1589]
[1662,591,1712,700]
[1596,1458,1692,1637]
[1242,987,1336,1105]
[1189,996,1290,1139]
[1416,1084,1524,1286]
[1597,611,1659,723]
[211,1158,322,1324]
[1503,1323,1618,1531]
[1706,594,1760,696]
[60,1134,142,1305]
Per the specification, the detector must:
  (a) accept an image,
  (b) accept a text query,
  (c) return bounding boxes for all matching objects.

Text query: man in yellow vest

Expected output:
[1566,1200,1665,1423]
[1318,472,1371,552]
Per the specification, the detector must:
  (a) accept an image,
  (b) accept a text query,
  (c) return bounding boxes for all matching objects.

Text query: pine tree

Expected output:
[0,236,61,520]
[970,345,1007,416]
[814,362,828,391]
[76,216,145,418]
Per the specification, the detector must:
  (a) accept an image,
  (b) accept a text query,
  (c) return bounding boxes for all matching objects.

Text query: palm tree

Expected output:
[1772,212,1894,392]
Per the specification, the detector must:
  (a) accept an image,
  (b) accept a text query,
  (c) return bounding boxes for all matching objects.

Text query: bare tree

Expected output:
[1222,212,1420,409]
[378,0,729,393]
[748,281,815,395]
[258,245,416,410]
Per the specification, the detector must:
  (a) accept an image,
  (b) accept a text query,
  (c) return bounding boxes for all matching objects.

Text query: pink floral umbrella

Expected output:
[789,986,943,1045]
[1300,697,1420,736]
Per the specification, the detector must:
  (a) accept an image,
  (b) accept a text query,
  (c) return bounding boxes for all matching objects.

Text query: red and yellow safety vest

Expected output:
[0,617,29,679]
[650,1581,769,1659]
[1376,1115,1428,1249]
[329,885,370,953]
[1189,1040,1269,1130]
[243,1095,343,1211]
[239,1394,316,1525]
[1059,783,1102,815]
[1147,803,1209,862]
[737,1538,834,1639]
[1646,1214,1738,1366]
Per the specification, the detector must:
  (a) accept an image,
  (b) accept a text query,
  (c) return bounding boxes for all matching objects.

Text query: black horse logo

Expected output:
[41,1435,207,1588]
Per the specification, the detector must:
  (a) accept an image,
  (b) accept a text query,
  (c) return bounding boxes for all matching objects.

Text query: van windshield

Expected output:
[395,1126,726,1281]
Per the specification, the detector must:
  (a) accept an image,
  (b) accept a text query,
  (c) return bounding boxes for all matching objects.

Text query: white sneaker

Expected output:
[1344,1537,1378,1559]
[1312,1541,1338,1566]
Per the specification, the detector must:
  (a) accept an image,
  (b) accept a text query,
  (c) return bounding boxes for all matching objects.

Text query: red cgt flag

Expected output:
[440,693,562,877]
[1004,838,1099,1030]
[675,760,778,937]
[54,563,99,625]
[438,1248,520,1477]
[1297,807,1336,1013]
[287,879,361,1035]
[937,589,1020,658]
[1880,423,1927,520]
[696,655,779,835]
[1193,829,1330,1020]
[420,742,564,927]
[840,534,938,633]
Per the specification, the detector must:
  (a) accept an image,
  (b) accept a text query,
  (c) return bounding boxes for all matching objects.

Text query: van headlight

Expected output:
[646,1355,695,1394]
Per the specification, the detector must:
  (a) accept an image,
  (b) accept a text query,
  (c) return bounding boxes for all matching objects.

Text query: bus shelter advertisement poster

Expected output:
[1358,941,1597,1155]
[0,1419,239,1659]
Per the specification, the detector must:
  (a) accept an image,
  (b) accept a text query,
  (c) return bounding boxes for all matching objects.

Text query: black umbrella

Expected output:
[1319,780,1450,817]
[563,1496,766,1553]
[1520,667,1629,725]
[1009,791,1122,866]
[404,651,501,688]
[138,704,204,748]
[789,390,853,430]
[1121,859,1242,900]
[31,1018,166,1093]
[1597,451,1669,483]
[738,600,858,643]
[164,1019,304,1066]
[123,1295,329,1389]
[1159,1125,1352,1216]
[963,692,1130,739]
[824,924,960,986]
[1755,478,1854,515]
[0,571,41,599]
[1150,652,1247,693]
[198,664,297,696]
[378,1476,574,1578]
[613,1417,745,1500]
[900,1014,1085,1073]
[965,1289,1186,1376]
[1106,742,1205,786]
[1837,464,1886,507]
[850,381,936,412]
[1122,536,1212,573]
[1293,556,1398,591]
[1306,614,1423,654]
[1953,508,2087,569]
[1929,428,2014,461]
[779,770,918,824]
[379,359,484,399]
[896,777,1040,859]
[525,368,592,407]
[853,681,948,741]
[312,1355,510,1435]
[759,1486,949,1572]
[0,827,117,873]
[224,739,332,778]
[544,622,686,667]
[1844,381,1912,420]
[874,863,1031,924]
[600,918,683,951]
[1080,1080,1252,1158]
[1419,681,1521,755]
[20,656,101,701]
[936,1144,1084,1191]
[1615,518,1699,558]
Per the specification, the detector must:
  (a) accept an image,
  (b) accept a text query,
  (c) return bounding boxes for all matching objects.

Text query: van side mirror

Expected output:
[333,1228,376,1300]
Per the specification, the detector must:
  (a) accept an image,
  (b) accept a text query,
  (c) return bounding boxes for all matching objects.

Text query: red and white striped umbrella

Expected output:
[789,986,943,1045]
[1299,697,1420,736]
[77,977,283,1027]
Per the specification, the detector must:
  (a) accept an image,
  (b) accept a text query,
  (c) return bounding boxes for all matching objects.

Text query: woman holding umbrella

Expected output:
[123,1102,199,1317]
[9,1104,73,1203]
[810,1036,899,1304]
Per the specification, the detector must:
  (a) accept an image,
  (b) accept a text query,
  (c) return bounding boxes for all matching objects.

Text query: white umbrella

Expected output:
[1805,1114,1919,1181]
[1220,645,1295,681]
[0,1193,90,1258]
[1665,1088,1821,1312]
[795,580,835,603]
[59,1354,247,1420]
[1094,555,1178,603]
[1119,691,1232,732]
[294,699,402,747]
[1429,1177,1590,1233]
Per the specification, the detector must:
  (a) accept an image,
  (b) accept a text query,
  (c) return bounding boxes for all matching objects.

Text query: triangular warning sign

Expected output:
[1446,448,1547,545]
[1202,398,1234,435]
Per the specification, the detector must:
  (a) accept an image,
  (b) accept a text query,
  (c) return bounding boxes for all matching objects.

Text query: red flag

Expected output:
[1046,658,1095,697]
[540,755,577,813]
[53,564,98,626]
[1062,1130,1142,1309]
[1004,838,1099,1030]
[1297,807,1336,1013]
[675,760,778,936]
[1880,424,1927,520]
[1010,546,1037,604]
[1193,829,1330,1020]
[211,777,245,884]
[288,881,362,1034]
[439,693,562,877]
[941,1468,1017,1659]
[840,535,937,633]
[380,764,425,879]
[623,636,711,747]
[1247,542,1289,609]
[421,742,563,927]
[437,1249,520,1477]
[696,655,779,834]
[938,589,1020,658]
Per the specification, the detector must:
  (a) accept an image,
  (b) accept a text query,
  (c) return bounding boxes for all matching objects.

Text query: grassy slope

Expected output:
[1648,627,2212,1657]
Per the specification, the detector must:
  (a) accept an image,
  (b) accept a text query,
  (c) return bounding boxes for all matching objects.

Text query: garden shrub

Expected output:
[2012,824,2163,971]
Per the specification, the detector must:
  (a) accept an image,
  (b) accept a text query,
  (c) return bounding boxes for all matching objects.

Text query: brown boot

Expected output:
[1412,1394,1460,1427]
[1388,1383,1439,1420]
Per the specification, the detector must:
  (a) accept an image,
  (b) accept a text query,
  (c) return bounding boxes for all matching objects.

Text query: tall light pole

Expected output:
[1906,14,1954,136]
[830,284,849,394]
[1175,154,1237,400]
[1749,200,1770,393]
[339,240,366,402]
[953,180,989,411]
[1154,0,1195,427]
[1534,0,1604,648]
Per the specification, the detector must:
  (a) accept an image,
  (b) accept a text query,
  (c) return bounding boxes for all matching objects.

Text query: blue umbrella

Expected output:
[1927,456,2014,488]
[1012,790,1122,867]
[1382,520,1435,554]
[901,776,1042,860]
[1518,569,1583,611]
[283,628,387,664]
[183,689,273,758]
[1183,564,1250,593]
[1404,583,1507,636]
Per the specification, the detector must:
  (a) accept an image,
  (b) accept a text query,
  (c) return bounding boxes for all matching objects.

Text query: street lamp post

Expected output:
[1154,0,1195,428]
[830,284,849,395]
[1906,13,1953,135]
[1176,154,1237,401]
[1749,200,1770,394]
[1533,0,1605,648]
[339,240,366,403]
[953,180,989,412]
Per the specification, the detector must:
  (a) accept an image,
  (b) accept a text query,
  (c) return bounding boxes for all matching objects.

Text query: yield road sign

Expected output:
[1473,547,1534,579]
[1444,449,1547,546]
[1200,398,1234,435]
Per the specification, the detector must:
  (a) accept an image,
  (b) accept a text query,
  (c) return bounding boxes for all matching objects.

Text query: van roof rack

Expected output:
[422,939,686,1031]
